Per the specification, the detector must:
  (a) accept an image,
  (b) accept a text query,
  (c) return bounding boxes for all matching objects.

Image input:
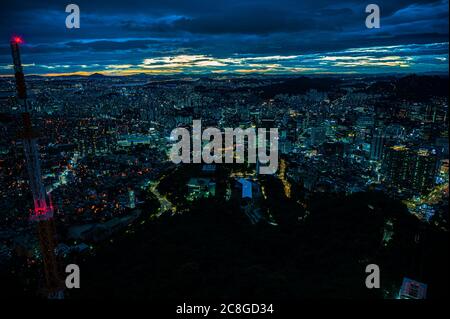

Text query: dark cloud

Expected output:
[65,39,160,51]
[0,0,447,73]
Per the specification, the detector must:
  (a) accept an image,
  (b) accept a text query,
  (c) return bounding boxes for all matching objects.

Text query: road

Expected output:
[149,179,176,216]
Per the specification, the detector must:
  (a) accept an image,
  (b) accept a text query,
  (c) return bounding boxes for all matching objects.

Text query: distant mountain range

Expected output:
[365,74,449,100]
[5,73,446,101]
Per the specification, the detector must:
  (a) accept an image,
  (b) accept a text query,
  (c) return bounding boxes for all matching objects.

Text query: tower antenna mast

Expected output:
[10,36,64,299]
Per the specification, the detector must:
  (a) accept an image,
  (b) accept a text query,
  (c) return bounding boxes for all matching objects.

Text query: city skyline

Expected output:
[0,0,448,303]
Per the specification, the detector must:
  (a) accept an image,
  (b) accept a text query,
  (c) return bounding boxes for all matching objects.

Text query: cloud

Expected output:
[2,42,443,75]
[0,0,447,74]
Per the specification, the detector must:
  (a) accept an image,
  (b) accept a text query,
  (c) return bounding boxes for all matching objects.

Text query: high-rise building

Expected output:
[382,146,437,194]
[370,132,385,160]
[411,149,438,194]
[310,126,326,147]
[382,145,411,189]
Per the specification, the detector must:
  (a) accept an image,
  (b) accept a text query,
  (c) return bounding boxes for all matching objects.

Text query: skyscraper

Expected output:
[383,145,411,189]
[382,146,437,194]
[370,131,385,161]
[411,149,438,194]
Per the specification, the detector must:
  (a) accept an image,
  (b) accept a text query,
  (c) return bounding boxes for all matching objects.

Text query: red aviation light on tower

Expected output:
[31,200,54,221]
[11,36,24,44]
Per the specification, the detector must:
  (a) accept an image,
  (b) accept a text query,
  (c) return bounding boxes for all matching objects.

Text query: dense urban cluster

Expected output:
[0,73,448,298]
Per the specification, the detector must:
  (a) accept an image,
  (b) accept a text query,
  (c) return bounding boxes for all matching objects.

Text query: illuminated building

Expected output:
[382,145,411,190]
[117,134,152,147]
[412,149,438,194]
[398,278,427,299]
[370,131,385,160]
[128,189,136,209]
[383,146,437,194]
[186,177,216,201]
[310,126,326,146]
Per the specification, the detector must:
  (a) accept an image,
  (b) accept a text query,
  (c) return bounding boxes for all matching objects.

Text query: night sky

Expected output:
[0,0,448,75]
